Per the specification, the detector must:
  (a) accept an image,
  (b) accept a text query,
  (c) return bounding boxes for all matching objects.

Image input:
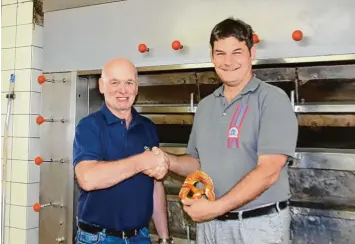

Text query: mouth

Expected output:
[220,67,239,72]
[116,97,129,101]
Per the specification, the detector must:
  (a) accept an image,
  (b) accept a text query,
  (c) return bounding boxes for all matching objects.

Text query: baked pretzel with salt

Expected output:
[179,170,216,201]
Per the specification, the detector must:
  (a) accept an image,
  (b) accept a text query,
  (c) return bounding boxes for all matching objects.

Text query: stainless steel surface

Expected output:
[77,54,355,75]
[297,64,355,80]
[72,76,91,243]
[294,103,355,113]
[291,207,355,244]
[134,105,197,114]
[292,149,355,171]
[39,72,78,244]
[136,103,355,114]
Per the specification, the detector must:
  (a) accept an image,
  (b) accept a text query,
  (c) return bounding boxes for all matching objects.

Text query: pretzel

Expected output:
[179,170,216,201]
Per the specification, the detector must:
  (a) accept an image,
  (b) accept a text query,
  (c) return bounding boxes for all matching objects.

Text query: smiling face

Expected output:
[99,58,138,118]
[211,36,255,87]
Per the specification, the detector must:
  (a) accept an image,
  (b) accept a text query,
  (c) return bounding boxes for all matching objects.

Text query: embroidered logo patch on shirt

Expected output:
[227,104,249,148]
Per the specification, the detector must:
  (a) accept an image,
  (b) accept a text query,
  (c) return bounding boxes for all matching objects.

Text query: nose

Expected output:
[116,82,127,94]
[223,54,233,66]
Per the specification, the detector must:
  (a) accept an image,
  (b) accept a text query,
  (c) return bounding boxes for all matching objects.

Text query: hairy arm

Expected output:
[166,154,200,177]
[215,155,288,214]
[73,118,155,191]
[75,156,148,191]
[152,180,169,239]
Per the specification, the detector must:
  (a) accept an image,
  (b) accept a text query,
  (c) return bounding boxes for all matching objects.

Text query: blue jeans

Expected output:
[75,227,152,244]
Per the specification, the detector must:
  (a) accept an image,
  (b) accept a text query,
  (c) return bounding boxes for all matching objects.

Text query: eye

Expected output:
[125,81,135,86]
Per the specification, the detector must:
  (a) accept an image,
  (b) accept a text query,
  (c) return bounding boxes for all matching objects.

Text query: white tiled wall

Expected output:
[1,1,43,243]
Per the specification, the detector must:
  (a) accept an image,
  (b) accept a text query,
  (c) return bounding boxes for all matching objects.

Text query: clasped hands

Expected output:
[142,147,170,180]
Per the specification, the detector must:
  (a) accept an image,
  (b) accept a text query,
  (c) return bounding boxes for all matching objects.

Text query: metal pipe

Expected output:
[2,74,15,244]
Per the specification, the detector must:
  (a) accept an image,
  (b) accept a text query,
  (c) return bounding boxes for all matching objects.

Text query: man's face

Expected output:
[211,37,255,87]
[99,68,138,113]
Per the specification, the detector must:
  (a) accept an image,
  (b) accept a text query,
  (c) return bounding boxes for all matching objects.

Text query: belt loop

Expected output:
[238,211,243,221]
[276,202,281,212]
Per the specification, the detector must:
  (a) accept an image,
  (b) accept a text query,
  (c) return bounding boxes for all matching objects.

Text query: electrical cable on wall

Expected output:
[1,74,15,244]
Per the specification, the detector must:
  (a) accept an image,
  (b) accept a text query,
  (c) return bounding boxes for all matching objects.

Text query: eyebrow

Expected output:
[109,78,136,82]
[215,48,243,53]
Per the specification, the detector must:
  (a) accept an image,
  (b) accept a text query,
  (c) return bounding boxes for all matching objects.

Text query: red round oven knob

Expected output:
[292,30,303,41]
[33,203,41,212]
[36,115,45,125]
[37,75,46,84]
[253,33,259,44]
[34,156,43,165]
[172,40,183,50]
[138,44,149,53]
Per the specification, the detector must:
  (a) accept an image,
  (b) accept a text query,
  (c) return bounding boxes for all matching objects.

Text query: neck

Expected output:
[106,104,133,127]
[223,72,253,103]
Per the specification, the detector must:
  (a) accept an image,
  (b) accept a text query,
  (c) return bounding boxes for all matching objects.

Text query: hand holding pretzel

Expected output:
[179,170,215,201]
[179,170,220,222]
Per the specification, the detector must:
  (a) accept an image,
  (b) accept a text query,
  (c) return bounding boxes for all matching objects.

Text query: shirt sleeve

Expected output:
[257,88,298,158]
[73,118,104,167]
[186,108,199,159]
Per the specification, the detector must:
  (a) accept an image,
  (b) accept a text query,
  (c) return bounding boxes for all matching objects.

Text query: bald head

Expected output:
[101,57,138,81]
[98,57,139,119]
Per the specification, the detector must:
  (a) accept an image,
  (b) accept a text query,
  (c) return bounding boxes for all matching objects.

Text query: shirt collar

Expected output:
[100,103,141,125]
[213,74,261,97]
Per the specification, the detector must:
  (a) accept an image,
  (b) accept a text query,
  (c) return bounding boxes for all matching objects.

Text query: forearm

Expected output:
[216,164,280,214]
[167,154,200,177]
[76,154,147,191]
[152,180,169,238]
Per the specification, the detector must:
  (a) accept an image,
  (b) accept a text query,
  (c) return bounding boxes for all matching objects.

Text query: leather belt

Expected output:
[77,221,140,238]
[216,201,288,221]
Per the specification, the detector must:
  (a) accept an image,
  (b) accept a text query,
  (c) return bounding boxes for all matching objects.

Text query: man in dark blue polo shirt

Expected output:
[73,58,173,244]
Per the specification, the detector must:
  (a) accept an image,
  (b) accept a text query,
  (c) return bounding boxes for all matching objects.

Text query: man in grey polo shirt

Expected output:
[152,18,298,243]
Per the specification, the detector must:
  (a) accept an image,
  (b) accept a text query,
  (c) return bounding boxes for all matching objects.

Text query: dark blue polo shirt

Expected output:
[73,103,158,231]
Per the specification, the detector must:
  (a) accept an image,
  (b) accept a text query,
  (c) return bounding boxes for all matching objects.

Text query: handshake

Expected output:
[141,146,170,180]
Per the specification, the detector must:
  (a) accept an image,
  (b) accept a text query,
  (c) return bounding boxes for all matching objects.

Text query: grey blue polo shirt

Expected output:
[187,75,298,211]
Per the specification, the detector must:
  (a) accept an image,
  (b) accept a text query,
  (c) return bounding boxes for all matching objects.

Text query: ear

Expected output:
[209,47,214,63]
[98,78,104,94]
[250,45,257,61]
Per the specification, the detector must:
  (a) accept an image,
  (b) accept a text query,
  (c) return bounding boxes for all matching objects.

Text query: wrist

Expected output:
[214,198,228,216]
[134,154,145,173]
[165,153,175,169]
[158,237,173,244]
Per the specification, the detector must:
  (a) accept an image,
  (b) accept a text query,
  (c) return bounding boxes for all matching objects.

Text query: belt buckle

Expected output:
[238,211,243,221]
[122,229,138,239]
[276,202,281,212]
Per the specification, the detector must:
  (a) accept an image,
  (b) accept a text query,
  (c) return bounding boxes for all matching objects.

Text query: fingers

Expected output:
[143,169,155,177]
[143,164,168,180]
[181,199,195,206]
[151,146,161,155]
[153,164,168,180]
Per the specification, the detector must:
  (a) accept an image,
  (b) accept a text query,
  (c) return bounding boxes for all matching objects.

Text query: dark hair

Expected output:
[209,18,254,52]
